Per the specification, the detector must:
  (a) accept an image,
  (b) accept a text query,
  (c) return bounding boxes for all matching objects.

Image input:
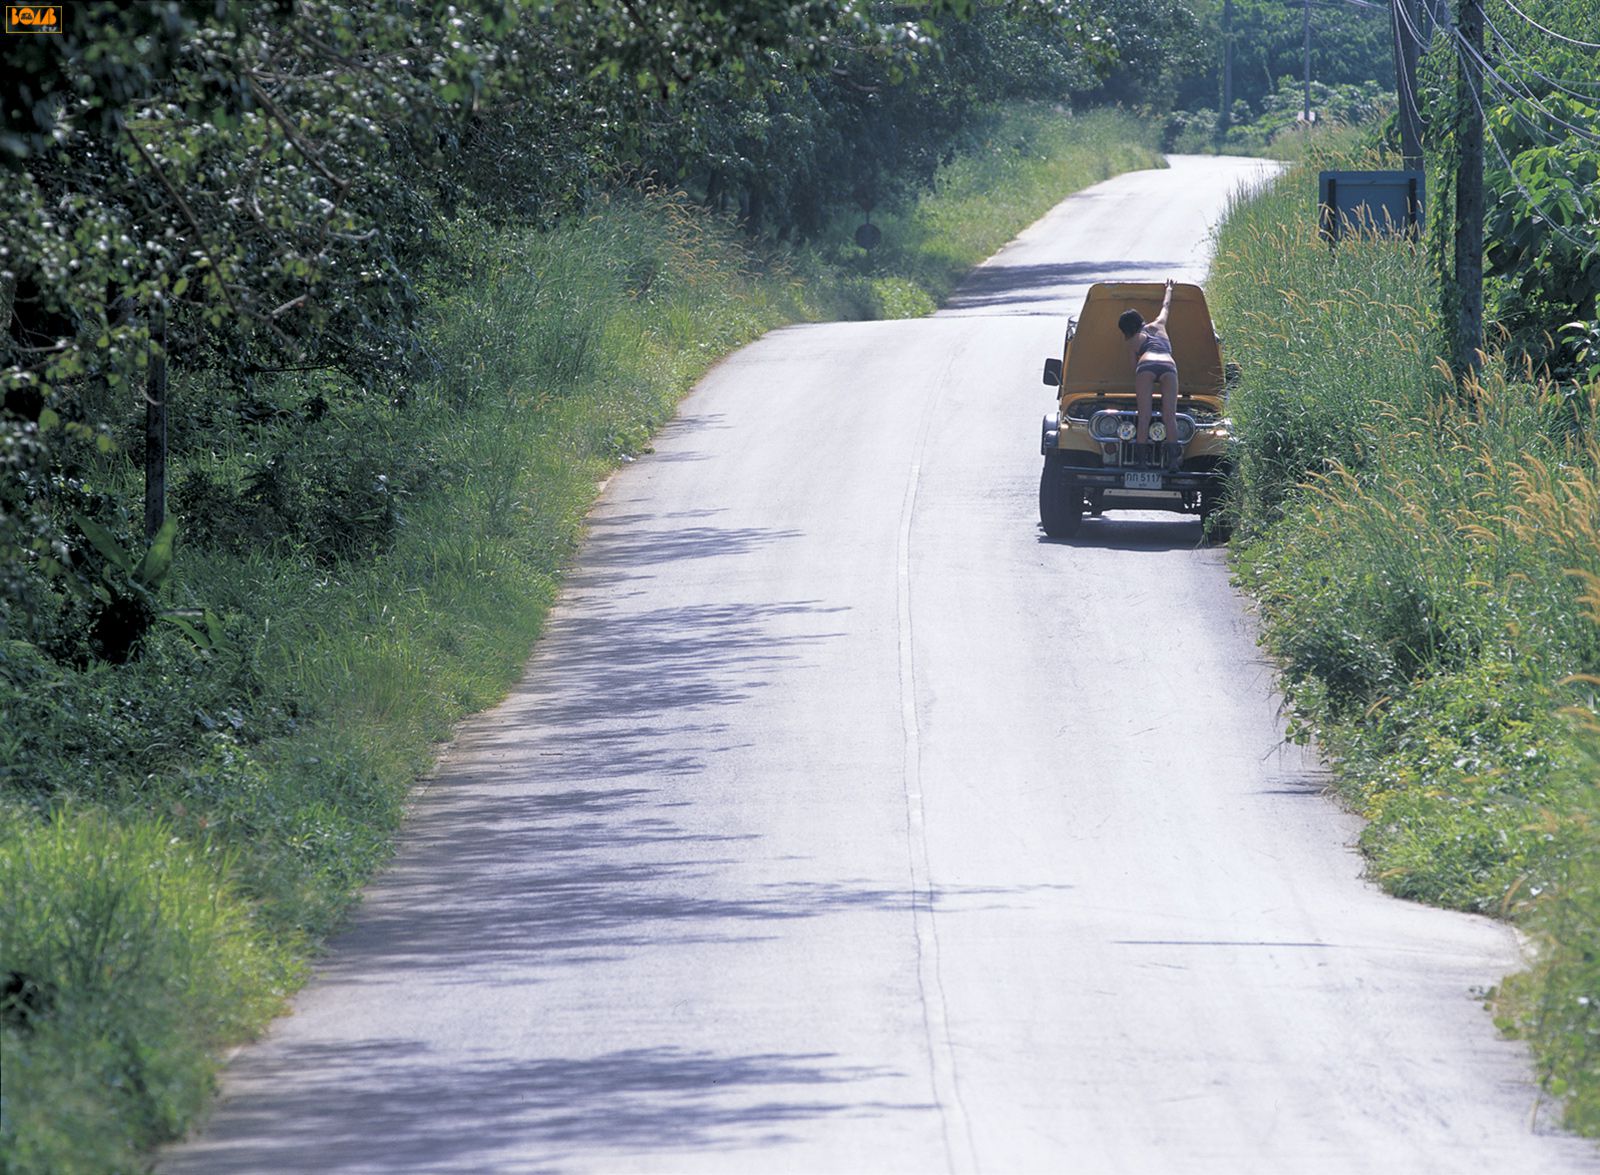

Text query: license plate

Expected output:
[1123,471,1163,489]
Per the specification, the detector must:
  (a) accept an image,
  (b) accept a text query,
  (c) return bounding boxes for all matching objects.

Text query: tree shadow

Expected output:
[567,508,804,575]
[1255,774,1336,799]
[165,479,1089,1172]
[320,768,1076,979]
[941,259,1180,316]
[170,1042,931,1173]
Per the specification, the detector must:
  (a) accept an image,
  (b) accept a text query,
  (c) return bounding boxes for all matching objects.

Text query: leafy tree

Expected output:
[4,1,525,648]
[1175,0,1394,118]
[2,0,1188,651]
[1081,0,1208,112]
[1477,0,1600,376]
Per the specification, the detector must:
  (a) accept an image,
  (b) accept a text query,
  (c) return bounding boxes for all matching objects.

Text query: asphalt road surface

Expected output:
[164,156,1600,1174]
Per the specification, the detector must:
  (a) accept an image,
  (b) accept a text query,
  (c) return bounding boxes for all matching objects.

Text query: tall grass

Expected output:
[1210,150,1600,1129]
[0,811,289,1174]
[1203,144,1444,531]
[1,104,1163,1171]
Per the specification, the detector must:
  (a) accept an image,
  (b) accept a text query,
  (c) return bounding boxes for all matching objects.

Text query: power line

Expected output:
[1402,2,1597,245]
[1479,2,1600,97]
[1390,0,1429,137]
[1397,0,1600,100]
[1479,10,1600,108]
[1495,0,1600,50]
[1448,21,1598,256]
[1412,0,1600,146]
[1392,0,1426,163]
[1451,22,1600,146]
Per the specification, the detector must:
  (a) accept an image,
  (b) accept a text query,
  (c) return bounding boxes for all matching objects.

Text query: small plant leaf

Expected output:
[73,515,134,575]
[160,613,210,651]
[133,519,178,588]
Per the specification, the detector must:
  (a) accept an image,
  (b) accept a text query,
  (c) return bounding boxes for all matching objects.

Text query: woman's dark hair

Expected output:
[1117,309,1144,338]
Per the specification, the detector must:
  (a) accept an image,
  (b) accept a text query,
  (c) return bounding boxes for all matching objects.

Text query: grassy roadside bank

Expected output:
[820,107,1168,317]
[1206,152,1600,1130]
[0,103,1161,1173]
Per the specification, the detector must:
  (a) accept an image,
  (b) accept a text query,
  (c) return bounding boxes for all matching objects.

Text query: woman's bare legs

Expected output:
[1158,370,1181,467]
[1135,368,1156,443]
[1159,369,1179,435]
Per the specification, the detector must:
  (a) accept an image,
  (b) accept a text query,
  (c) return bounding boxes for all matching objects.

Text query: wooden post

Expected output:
[1218,0,1234,143]
[1391,0,1424,170]
[1451,0,1484,379]
[144,301,167,541]
[1303,0,1313,124]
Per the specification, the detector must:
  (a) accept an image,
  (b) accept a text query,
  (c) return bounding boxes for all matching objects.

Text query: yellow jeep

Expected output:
[1038,281,1234,539]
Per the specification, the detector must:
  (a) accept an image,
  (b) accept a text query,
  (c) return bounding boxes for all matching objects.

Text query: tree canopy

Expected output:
[4,0,1207,640]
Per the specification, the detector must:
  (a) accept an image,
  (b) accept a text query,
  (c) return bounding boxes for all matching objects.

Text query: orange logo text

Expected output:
[6,5,63,33]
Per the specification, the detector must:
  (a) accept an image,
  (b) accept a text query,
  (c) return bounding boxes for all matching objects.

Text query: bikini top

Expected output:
[1140,324,1172,356]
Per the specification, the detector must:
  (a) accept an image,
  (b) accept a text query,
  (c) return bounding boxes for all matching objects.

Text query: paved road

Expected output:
[164,156,1598,1174]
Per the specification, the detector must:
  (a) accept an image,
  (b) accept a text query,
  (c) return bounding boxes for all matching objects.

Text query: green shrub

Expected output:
[1509,682,1600,1132]
[0,809,290,1174]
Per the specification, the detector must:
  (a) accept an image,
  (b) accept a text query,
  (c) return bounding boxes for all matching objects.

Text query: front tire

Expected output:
[1039,455,1083,538]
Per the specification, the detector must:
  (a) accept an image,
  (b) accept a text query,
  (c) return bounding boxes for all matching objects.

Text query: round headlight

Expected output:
[1149,421,1167,442]
[1090,412,1120,440]
[1117,420,1137,441]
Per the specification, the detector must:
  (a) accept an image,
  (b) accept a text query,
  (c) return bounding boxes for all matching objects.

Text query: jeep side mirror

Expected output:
[1042,358,1062,386]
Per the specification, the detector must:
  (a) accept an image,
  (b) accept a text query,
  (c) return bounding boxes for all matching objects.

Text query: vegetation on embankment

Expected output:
[1207,149,1600,1130]
[0,102,1158,1174]
[824,107,1166,317]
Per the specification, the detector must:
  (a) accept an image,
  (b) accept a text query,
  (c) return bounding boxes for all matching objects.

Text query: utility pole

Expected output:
[1451,0,1484,378]
[1391,0,1423,170]
[1219,0,1234,142]
[1304,0,1313,124]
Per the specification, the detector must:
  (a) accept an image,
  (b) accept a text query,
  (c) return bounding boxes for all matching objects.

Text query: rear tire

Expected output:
[1039,455,1083,538]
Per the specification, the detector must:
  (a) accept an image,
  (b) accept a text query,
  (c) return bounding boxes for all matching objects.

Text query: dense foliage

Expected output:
[1156,0,1396,142]
[1,0,1174,651]
[1177,0,1396,120]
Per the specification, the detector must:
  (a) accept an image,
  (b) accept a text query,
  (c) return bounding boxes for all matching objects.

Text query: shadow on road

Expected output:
[1037,514,1216,552]
[178,1042,926,1173]
[569,509,805,575]
[943,259,1180,315]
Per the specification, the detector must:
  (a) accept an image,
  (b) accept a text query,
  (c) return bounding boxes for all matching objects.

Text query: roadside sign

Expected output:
[1318,170,1424,242]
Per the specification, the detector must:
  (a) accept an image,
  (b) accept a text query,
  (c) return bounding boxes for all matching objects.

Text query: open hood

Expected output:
[1059,282,1225,402]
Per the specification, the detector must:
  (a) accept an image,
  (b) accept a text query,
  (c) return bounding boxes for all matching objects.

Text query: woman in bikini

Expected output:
[1117,278,1180,467]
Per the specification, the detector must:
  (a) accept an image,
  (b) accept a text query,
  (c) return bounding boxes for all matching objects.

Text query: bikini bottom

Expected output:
[1136,359,1177,377]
